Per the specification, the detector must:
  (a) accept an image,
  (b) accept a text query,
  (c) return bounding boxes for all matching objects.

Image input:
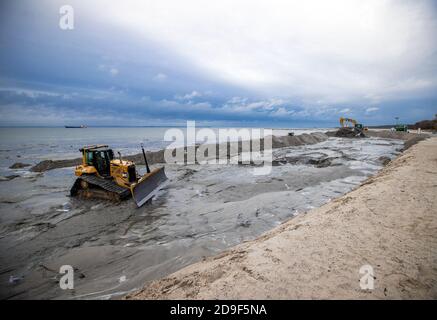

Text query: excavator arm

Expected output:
[339,117,357,127]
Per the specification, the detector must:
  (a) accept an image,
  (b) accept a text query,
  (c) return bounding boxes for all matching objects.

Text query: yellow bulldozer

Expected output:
[70,144,167,207]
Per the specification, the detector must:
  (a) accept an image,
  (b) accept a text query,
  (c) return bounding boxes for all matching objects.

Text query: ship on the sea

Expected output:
[65,125,87,128]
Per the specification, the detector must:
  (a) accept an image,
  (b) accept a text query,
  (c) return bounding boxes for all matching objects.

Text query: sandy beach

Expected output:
[127,136,437,299]
[0,130,433,299]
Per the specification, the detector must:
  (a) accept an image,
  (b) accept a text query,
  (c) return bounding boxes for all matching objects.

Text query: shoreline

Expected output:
[27,130,428,173]
[127,136,437,299]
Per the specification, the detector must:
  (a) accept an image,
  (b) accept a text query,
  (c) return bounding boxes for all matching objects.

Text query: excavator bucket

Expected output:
[131,167,168,207]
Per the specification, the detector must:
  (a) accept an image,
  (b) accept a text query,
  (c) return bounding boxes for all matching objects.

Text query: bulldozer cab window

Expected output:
[93,150,111,176]
[85,151,94,165]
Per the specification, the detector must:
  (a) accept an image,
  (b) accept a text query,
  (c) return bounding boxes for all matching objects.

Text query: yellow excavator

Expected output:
[70,144,167,207]
[339,117,358,127]
[339,117,368,137]
[340,117,367,131]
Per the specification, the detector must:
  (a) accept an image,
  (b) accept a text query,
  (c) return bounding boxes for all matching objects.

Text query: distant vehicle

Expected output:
[394,124,409,132]
[65,125,87,128]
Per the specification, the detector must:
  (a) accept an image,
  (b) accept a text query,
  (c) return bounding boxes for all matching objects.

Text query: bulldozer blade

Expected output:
[131,167,168,207]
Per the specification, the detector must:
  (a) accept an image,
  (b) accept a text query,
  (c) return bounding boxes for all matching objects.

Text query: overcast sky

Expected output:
[0,0,436,127]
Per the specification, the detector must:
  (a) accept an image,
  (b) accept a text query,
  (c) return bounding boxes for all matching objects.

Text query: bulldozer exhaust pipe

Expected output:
[141,143,151,173]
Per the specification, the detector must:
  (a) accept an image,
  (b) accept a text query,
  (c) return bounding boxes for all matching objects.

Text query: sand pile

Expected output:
[365,130,428,141]
[270,132,328,148]
[326,127,365,138]
[326,129,430,149]
[9,162,31,169]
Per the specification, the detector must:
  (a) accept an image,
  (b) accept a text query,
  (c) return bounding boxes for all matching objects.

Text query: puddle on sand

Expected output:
[0,137,402,299]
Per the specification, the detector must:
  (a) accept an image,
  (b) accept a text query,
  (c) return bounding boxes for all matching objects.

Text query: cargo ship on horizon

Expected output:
[65,125,87,128]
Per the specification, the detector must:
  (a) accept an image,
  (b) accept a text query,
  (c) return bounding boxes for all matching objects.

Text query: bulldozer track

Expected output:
[71,175,131,200]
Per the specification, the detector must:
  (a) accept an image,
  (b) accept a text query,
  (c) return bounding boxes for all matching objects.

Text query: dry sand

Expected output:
[127,137,437,299]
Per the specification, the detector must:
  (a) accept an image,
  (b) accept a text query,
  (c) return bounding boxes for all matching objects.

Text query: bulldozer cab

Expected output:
[81,146,114,177]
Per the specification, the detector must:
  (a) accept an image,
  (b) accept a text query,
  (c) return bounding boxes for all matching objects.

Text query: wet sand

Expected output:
[127,136,437,299]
